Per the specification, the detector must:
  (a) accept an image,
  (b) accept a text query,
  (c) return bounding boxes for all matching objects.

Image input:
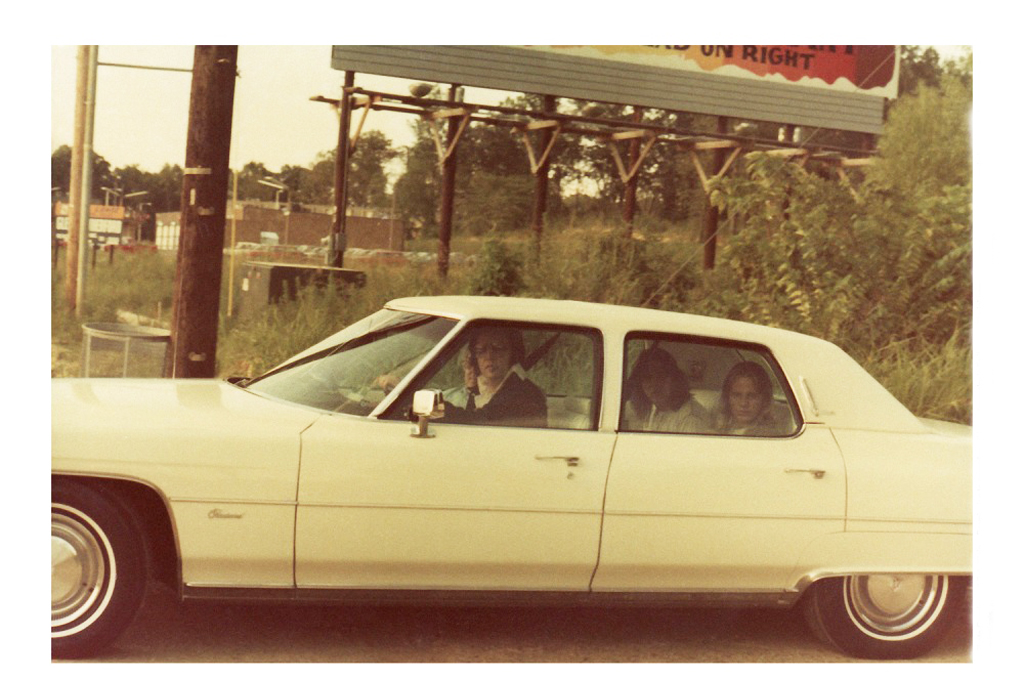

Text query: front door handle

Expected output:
[535,455,580,467]
[785,468,826,479]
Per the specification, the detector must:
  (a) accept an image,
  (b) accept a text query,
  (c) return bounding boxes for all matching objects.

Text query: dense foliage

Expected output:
[690,69,972,421]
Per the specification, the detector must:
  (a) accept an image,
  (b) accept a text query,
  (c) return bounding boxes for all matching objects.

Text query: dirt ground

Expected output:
[65,582,971,663]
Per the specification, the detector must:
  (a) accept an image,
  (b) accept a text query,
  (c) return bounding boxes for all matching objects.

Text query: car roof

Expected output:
[386,295,930,433]
[387,295,810,345]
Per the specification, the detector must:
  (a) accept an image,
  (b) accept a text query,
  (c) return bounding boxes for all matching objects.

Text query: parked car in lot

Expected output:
[52,296,971,659]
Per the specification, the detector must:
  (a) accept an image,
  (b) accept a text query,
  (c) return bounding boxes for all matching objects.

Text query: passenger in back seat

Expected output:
[622,347,712,434]
[715,361,787,436]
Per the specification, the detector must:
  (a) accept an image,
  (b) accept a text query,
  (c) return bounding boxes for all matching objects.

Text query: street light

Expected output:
[101,187,122,206]
[257,178,289,209]
[259,177,292,245]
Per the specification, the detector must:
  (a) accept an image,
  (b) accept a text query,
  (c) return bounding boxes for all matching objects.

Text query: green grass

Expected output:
[51,227,972,424]
[52,247,176,348]
[857,328,972,425]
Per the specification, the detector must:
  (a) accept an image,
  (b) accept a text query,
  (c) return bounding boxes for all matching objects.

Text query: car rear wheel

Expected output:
[803,574,963,659]
[52,480,146,658]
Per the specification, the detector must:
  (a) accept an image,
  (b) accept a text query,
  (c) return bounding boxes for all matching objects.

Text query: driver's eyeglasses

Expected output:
[474,343,510,355]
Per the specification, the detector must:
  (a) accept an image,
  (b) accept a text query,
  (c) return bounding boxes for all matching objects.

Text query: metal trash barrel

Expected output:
[81,323,171,378]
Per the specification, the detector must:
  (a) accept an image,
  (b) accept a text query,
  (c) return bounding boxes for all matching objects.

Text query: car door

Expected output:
[592,332,846,593]
[295,322,613,591]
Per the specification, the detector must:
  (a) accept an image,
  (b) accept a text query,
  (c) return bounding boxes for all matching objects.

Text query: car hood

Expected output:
[52,378,322,501]
[53,377,317,429]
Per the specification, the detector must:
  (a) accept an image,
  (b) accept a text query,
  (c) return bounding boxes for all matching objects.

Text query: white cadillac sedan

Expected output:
[52,296,971,659]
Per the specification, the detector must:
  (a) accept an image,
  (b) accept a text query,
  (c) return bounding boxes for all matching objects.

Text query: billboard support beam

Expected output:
[436,84,461,278]
[519,119,560,174]
[529,95,558,257]
[689,143,743,193]
[700,116,729,270]
[608,129,658,185]
[621,107,645,230]
[329,71,355,268]
[426,106,472,166]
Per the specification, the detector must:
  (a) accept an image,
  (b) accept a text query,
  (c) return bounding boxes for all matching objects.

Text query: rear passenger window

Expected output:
[387,322,602,430]
[621,334,800,437]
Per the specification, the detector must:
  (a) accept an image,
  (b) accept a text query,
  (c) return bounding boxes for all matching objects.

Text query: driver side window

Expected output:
[387,322,602,430]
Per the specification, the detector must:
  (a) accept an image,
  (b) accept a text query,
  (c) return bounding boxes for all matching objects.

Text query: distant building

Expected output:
[155,202,406,251]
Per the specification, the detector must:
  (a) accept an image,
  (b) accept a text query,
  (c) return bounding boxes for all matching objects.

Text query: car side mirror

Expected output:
[410,389,445,438]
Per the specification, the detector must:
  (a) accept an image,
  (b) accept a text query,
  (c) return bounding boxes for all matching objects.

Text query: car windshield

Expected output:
[245,310,457,415]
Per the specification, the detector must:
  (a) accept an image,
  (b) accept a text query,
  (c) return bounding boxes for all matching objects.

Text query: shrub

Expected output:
[467,239,526,296]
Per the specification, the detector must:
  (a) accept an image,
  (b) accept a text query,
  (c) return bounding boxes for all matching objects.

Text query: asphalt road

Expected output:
[67,583,972,663]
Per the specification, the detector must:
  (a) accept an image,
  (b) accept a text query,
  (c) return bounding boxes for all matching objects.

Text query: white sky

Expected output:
[51,44,971,177]
[50,45,520,176]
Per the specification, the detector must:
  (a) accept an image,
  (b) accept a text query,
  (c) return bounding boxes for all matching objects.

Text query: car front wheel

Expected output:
[52,480,146,658]
[803,574,964,659]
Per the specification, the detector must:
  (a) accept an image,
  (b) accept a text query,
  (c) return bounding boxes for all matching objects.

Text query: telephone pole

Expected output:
[66,45,97,315]
[167,46,238,378]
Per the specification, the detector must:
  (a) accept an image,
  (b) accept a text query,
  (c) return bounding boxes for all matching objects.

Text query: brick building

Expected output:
[155,203,406,251]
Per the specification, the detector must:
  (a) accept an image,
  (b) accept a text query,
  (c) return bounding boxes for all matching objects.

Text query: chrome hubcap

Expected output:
[845,574,947,640]
[52,507,112,633]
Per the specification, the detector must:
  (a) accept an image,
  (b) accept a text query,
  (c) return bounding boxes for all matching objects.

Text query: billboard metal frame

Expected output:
[323,45,889,272]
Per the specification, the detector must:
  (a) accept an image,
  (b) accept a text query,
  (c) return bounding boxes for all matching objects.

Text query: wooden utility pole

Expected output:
[437,84,461,278]
[167,46,238,378]
[329,71,355,268]
[530,95,558,257]
[700,116,729,270]
[622,106,644,231]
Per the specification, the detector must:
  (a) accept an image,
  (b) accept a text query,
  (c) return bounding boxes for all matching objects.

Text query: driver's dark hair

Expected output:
[466,325,527,368]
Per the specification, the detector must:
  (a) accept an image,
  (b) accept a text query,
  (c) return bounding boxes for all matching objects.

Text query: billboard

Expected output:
[332,45,897,134]
[532,46,899,98]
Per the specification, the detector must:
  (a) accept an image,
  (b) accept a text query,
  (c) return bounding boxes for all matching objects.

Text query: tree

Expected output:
[153,164,184,212]
[452,95,551,234]
[50,145,115,203]
[393,124,441,233]
[899,45,944,96]
[348,130,399,209]
[51,145,73,200]
[869,72,972,197]
[305,150,336,205]
[235,161,273,202]
[279,163,312,205]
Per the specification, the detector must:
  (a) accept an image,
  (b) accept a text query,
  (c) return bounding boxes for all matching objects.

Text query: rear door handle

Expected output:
[535,455,580,467]
[785,468,826,479]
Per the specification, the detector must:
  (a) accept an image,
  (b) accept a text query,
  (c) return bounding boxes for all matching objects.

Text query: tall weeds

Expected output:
[51,225,971,424]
